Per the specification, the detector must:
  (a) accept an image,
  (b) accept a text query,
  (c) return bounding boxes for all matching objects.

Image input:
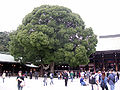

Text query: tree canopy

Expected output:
[0,32,10,52]
[9,5,97,67]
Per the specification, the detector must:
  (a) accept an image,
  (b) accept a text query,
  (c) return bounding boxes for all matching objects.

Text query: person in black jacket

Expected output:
[16,71,24,90]
[63,70,68,86]
[30,70,32,79]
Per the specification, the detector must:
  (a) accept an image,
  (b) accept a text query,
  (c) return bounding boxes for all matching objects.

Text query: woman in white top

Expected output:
[2,71,6,83]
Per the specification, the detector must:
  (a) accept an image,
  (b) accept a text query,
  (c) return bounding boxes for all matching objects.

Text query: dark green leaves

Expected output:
[9,5,97,66]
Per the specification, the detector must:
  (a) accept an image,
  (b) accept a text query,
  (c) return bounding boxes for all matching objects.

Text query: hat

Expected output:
[18,71,22,73]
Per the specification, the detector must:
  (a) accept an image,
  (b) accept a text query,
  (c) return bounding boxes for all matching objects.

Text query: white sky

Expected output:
[0,0,120,36]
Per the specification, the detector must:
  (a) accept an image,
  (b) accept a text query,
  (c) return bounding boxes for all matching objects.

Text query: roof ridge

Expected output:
[99,34,120,38]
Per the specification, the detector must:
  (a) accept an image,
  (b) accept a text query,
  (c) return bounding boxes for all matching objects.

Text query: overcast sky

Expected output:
[0,0,120,36]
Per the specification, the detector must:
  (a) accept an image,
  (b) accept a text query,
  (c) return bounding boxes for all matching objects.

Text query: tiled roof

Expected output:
[96,34,120,51]
[0,53,17,63]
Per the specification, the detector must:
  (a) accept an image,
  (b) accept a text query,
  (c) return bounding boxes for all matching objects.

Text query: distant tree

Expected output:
[0,32,10,52]
[9,5,97,73]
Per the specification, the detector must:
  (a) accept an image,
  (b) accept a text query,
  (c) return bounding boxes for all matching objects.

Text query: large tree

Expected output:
[9,5,97,72]
[0,32,10,52]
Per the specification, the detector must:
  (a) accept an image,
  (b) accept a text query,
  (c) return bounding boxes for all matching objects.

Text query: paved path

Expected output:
[0,77,120,90]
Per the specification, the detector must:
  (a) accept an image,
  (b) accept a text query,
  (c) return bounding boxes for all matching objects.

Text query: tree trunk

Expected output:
[50,62,54,73]
[40,65,44,77]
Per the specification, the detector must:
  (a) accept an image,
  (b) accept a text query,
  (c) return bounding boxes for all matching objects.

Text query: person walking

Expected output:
[117,72,119,80]
[30,70,32,79]
[25,71,28,78]
[2,71,6,83]
[43,73,47,86]
[34,71,38,80]
[57,72,60,80]
[100,72,108,90]
[63,70,68,87]
[16,71,24,90]
[8,71,11,78]
[108,69,116,90]
[95,70,101,90]
[50,72,54,85]
[70,71,74,82]
[89,72,97,90]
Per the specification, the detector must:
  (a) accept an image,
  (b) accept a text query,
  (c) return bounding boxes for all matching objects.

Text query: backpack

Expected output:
[89,75,97,84]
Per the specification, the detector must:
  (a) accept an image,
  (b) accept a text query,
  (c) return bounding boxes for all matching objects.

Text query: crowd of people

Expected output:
[1,69,120,90]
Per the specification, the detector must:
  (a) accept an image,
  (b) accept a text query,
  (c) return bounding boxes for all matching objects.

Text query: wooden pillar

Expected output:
[93,59,96,73]
[87,64,89,72]
[102,53,105,71]
[92,54,96,73]
[115,53,118,71]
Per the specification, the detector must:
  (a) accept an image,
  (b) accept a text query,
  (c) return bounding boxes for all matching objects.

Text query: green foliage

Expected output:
[0,32,10,52]
[9,5,97,66]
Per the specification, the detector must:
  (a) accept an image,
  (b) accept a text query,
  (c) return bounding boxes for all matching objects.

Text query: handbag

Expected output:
[101,79,106,88]
[20,81,25,87]
[101,82,105,88]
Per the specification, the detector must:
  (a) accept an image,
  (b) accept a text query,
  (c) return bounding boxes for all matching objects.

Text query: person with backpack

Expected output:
[95,70,101,90]
[100,72,108,90]
[108,69,116,90]
[89,72,97,90]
